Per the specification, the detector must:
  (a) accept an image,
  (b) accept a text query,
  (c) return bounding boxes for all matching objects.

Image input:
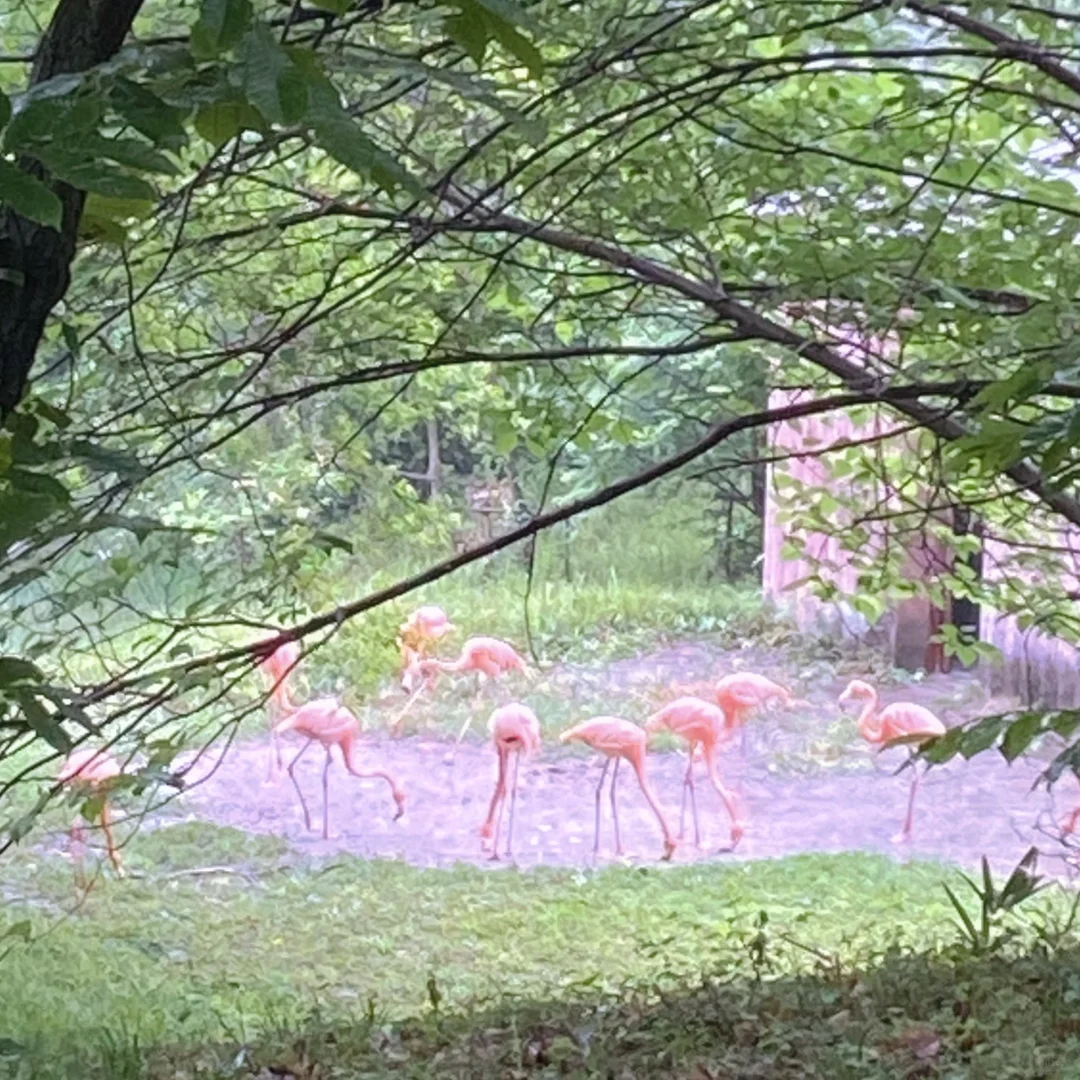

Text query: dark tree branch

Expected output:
[908,1,1080,100]
[85,383,974,704]
[431,197,1080,531]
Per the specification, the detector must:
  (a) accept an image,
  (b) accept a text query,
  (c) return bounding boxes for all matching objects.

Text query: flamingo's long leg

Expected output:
[593,758,611,857]
[390,684,427,737]
[682,748,701,846]
[483,750,508,859]
[610,758,623,855]
[896,764,921,844]
[454,713,474,747]
[100,801,123,876]
[505,750,522,859]
[286,739,315,831]
[266,714,281,783]
[322,746,333,839]
[70,817,88,890]
[702,745,743,847]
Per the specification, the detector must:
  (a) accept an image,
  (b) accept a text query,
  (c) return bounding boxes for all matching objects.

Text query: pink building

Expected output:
[761,320,1080,706]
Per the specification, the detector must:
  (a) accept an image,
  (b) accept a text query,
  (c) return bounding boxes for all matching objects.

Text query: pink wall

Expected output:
[764,359,1080,700]
[980,531,1080,706]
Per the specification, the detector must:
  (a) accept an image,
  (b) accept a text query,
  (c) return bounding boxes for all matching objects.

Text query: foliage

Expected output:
[1,839,1080,1078]
[6,0,1080,834]
[942,848,1047,956]
[919,706,1080,784]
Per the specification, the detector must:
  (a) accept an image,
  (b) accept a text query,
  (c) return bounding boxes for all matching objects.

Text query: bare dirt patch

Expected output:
[172,640,1074,879]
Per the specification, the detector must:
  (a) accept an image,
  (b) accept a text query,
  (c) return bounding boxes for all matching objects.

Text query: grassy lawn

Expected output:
[1,823,1080,1078]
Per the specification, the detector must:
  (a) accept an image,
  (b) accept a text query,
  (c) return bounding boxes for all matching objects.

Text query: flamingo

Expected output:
[274,697,406,839]
[645,696,744,850]
[412,636,528,745]
[480,703,541,860]
[560,716,676,861]
[716,672,800,752]
[398,605,455,691]
[838,678,946,844]
[57,747,125,882]
[259,640,302,780]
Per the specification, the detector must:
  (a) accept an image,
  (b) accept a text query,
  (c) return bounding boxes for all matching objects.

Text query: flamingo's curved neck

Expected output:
[856,691,882,742]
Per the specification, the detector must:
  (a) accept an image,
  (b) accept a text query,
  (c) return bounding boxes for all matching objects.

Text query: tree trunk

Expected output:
[0,0,145,421]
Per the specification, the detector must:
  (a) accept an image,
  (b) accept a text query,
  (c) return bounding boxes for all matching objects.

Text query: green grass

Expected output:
[1,824,1080,1078]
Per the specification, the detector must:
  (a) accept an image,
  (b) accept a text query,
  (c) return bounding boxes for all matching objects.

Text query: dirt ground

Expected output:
[171,641,1080,880]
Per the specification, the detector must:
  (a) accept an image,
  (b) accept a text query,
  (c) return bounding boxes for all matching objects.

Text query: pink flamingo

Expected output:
[398,605,455,692]
[645,696,743,849]
[274,697,406,839]
[716,671,803,753]
[57,747,125,882]
[560,716,676,861]
[259,640,302,779]
[480,703,541,860]
[413,636,529,745]
[838,679,946,843]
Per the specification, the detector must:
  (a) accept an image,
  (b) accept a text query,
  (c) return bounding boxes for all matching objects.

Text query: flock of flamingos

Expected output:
[52,604,957,880]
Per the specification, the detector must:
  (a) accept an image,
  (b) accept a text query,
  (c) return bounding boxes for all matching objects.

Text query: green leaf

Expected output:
[446,11,490,68]
[942,882,980,947]
[31,153,156,202]
[33,398,73,428]
[1001,711,1045,762]
[78,213,128,246]
[1,921,30,943]
[0,490,61,547]
[445,0,542,75]
[80,793,106,824]
[0,90,10,132]
[483,9,543,77]
[310,0,352,11]
[960,715,1007,758]
[14,691,71,752]
[192,0,254,57]
[109,78,188,150]
[86,135,179,176]
[0,158,62,229]
[8,468,70,504]
[493,424,519,455]
[277,64,310,125]
[302,64,419,194]
[312,531,353,554]
[238,24,294,125]
[194,100,264,147]
[68,440,146,480]
[467,0,539,33]
[83,193,156,224]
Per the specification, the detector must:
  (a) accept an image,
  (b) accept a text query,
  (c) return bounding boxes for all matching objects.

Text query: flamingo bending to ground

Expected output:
[413,636,529,745]
[480,703,541,860]
[398,605,455,691]
[645,696,743,849]
[717,672,800,735]
[259,640,302,779]
[838,678,946,844]
[57,747,125,882]
[274,698,406,839]
[560,716,676,861]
